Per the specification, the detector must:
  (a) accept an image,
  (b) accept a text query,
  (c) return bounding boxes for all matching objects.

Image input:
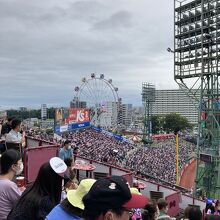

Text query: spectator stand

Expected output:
[23,136,206,218]
[91,126,134,144]
[73,154,206,217]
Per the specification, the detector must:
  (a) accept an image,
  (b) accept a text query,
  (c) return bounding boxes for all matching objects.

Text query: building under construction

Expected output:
[174,0,220,198]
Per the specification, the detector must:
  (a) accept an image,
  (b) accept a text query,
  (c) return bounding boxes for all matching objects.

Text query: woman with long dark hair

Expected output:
[7,157,67,220]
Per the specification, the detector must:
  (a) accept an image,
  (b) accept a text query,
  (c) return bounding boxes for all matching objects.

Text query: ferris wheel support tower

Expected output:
[174,0,220,198]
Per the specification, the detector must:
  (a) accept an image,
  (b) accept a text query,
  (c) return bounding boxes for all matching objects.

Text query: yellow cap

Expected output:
[67,179,96,210]
[130,187,142,195]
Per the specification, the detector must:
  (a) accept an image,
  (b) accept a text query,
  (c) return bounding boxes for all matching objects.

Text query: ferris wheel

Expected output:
[74,73,121,128]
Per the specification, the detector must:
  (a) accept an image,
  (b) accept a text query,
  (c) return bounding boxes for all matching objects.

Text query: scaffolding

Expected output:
[174,0,220,198]
[142,83,155,144]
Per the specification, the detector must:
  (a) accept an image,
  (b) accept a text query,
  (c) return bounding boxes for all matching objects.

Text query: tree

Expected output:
[151,115,163,134]
[7,108,56,120]
[7,109,41,120]
[163,113,191,133]
[47,108,55,119]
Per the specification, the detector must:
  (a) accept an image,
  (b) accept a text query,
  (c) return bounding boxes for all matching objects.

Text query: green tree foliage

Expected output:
[163,113,191,133]
[47,108,55,119]
[7,109,41,120]
[151,115,163,134]
[7,108,55,120]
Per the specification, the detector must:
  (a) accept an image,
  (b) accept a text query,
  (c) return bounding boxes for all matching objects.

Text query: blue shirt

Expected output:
[59,147,73,161]
[46,204,82,220]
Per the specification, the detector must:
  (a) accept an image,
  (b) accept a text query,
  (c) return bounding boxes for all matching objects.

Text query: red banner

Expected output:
[67,108,90,124]
[55,108,90,125]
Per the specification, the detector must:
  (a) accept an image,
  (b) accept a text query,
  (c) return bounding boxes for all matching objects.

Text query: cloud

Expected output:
[0,0,175,109]
[93,11,133,30]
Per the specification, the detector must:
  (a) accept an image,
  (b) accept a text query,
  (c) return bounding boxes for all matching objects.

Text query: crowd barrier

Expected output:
[23,137,206,216]
[24,145,60,182]
[26,136,55,148]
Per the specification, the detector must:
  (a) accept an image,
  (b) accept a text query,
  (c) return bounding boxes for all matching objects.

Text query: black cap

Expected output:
[83,176,147,212]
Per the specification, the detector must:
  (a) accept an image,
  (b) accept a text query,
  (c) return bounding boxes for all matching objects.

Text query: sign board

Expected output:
[166,192,181,217]
[55,108,90,125]
[55,108,91,134]
[200,153,212,163]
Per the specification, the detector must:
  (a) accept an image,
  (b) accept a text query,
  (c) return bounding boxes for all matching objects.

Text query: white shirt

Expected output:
[5,130,22,143]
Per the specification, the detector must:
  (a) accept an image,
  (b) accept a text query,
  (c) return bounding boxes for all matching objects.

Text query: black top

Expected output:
[1,123,11,135]
[7,196,54,220]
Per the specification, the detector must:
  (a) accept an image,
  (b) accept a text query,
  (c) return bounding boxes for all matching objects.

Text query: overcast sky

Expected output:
[0,0,177,109]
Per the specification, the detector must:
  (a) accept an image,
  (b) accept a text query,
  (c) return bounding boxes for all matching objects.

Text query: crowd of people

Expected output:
[125,139,195,184]
[0,117,209,220]
[60,129,135,166]
[55,129,195,184]
[24,127,196,185]
[0,149,203,220]
[0,117,196,186]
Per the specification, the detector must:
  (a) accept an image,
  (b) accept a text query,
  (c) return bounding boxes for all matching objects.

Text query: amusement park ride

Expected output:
[74,73,122,130]
[174,0,220,198]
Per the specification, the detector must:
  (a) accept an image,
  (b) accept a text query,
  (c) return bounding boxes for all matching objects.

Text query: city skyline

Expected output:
[0,0,177,109]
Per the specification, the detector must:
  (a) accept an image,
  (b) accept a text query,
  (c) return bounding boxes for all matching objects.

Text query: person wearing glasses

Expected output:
[82,176,148,220]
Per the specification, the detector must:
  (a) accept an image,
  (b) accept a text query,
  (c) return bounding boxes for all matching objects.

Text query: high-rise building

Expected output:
[70,97,87,108]
[121,104,133,127]
[152,89,199,124]
[99,101,119,128]
[41,104,47,120]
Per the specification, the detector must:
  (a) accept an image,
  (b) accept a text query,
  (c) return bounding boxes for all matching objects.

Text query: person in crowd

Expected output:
[82,176,148,220]
[64,157,78,191]
[46,178,96,220]
[215,200,220,215]
[1,117,15,136]
[0,119,3,136]
[129,187,143,220]
[206,202,215,215]
[7,157,67,220]
[142,202,159,220]
[73,146,80,155]
[5,119,22,144]
[0,150,23,220]
[0,120,6,152]
[59,140,73,161]
[181,205,190,220]
[187,206,202,220]
[157,198,171,220]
